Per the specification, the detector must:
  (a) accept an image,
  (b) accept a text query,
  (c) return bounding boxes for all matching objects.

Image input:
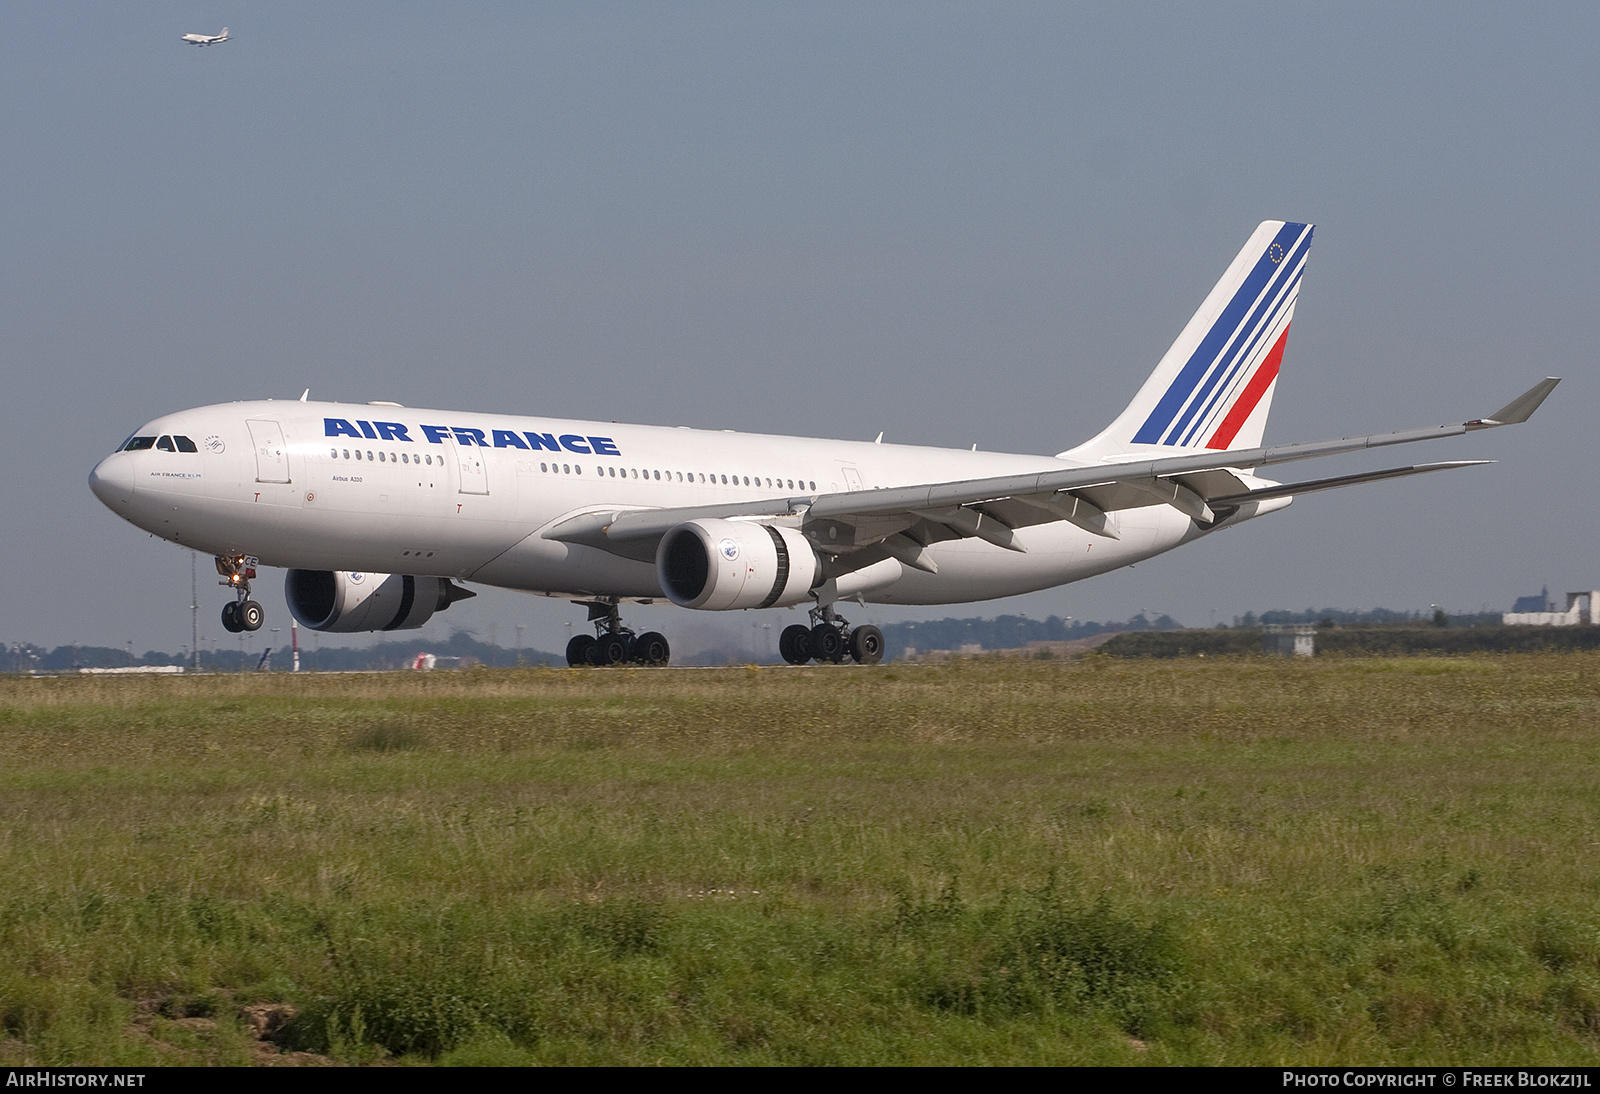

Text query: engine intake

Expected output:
[285,570,475,632]
[657,519,819,610]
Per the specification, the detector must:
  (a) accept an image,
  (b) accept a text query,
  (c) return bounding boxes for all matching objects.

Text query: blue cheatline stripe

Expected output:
[1132,222,1312,445]
[1167,230,1310,446]
[1158,225,1311,446]
[1174,258,1304,446]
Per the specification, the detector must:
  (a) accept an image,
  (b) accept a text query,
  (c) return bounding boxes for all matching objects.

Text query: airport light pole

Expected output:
[190,552,199,672]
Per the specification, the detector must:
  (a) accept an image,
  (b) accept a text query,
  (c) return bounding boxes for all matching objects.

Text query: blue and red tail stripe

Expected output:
[1174,265,1299,447]
[1132,222,1313,447]
[1205,324,1289,449]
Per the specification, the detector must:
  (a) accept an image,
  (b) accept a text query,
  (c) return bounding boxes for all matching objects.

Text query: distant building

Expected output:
[1511,586,1553,614]
[1262,624,1315,657]
[1504,590,1599,626]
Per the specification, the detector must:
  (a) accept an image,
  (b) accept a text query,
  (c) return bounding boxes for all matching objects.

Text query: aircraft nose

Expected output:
[88,454,136,506]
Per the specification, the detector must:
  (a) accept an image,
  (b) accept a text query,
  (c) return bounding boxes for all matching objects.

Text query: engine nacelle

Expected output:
[284,570,475,632]
[657,519,819,610]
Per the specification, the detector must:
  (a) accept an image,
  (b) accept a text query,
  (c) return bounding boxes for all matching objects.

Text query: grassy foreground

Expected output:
[2,654,1599,1065]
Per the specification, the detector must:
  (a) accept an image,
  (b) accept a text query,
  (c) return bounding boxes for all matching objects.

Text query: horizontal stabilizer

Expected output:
[1208,461,1492,507]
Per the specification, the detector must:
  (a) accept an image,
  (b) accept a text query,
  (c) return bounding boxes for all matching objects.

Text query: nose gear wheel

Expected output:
[216,554,264,632]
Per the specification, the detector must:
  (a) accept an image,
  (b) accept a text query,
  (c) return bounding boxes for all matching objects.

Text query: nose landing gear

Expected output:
[216,555,264,633]
[779,604,883,665]
[566,601,671,667]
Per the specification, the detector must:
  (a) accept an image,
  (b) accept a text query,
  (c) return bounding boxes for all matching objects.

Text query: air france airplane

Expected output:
[88,221,1557,667]
[180,28,229,46]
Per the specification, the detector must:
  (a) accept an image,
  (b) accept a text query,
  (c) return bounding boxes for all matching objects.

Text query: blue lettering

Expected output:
[357,420,379,440]
[559,434,592,455]
[589,436,621,456]
[491,429,529,449]
[453,427,489,447]
[325,418,362,439]
[421,424,452,444]
[373,421,413,442]
[524,432,561,452]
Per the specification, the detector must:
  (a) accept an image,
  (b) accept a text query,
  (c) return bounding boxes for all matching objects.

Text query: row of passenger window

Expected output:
[121,435,197,453]
[330,448,434,465]
[539,462,815,492]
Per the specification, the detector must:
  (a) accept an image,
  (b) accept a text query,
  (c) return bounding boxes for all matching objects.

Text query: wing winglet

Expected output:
[1471,377,1560,427]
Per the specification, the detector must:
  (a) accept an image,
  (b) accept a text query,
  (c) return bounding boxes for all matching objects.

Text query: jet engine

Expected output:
[657,519,819,610]
[284,570,476,632]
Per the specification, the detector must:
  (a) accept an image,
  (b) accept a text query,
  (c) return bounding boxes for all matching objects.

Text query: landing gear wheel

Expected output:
[849,624,884,665]
[780,624,812,665]
[810,623,845,663]
[634,632,670,666]
[215,555,259,636]
[566,634,597,667]
[596,634,630,666]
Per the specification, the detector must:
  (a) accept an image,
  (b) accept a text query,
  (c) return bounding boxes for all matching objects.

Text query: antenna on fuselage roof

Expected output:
[299,389,309,402]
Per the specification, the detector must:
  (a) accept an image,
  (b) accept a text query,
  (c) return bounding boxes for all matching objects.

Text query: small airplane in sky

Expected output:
[88,221,1558,666]
[180,28,229,46]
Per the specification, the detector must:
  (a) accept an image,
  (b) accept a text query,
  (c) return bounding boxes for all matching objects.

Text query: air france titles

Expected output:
[324,419,620,457]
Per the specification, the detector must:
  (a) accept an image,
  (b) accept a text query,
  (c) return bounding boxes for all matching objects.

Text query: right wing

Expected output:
[543,378,1559,569]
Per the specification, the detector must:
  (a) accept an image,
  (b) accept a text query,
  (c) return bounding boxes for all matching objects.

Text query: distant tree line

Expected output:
[1233,608,1505,628]
[3,631,564,674]
[1103,625,1600,658]
[6,606,1565,672]
[880,613,1179,661]
[4,614,1182,672]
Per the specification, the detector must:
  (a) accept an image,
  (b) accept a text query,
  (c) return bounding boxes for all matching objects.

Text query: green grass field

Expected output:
[2,654,1599,1065]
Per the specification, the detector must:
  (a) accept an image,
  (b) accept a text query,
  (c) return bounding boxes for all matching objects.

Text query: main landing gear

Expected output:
[216,555,264,633]
[566,601,670,667]
[779,604,884,666]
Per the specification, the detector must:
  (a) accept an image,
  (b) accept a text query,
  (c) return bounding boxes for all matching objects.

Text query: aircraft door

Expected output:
[841,466,863,491]
[450,438,489,495]
[246,419,291,484]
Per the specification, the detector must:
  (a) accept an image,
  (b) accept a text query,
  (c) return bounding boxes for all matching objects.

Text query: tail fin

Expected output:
[1065,220,1313,459]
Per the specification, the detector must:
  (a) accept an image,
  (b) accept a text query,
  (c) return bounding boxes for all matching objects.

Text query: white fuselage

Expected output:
[88,400,1260,607]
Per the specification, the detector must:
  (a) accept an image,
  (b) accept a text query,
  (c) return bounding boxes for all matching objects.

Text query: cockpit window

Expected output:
[173,435,198,453]
[156,436,176,452]
[122,436,156,451]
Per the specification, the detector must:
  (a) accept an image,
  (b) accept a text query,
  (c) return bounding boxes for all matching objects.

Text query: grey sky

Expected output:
[4,3,1594,656]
